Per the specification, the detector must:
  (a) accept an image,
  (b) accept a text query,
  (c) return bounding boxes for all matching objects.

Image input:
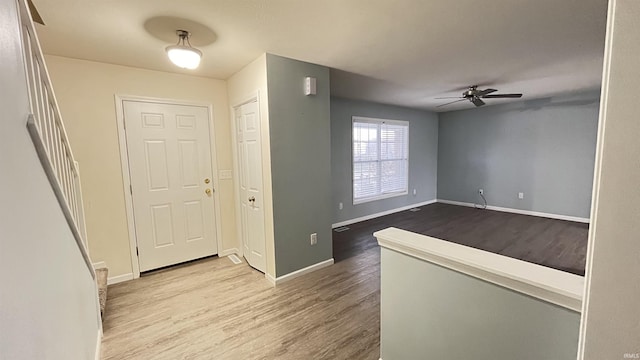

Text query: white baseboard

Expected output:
[332,199,437,228]
[219,248,240,257]
[436,199,590,223]
[265,273,277,286]
[95,328,102,360]
[92,261,106,270]
[107,273,134,285]
[265,258,334,286]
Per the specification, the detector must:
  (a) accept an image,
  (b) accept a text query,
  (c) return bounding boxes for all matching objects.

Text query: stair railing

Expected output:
[18,0,95,279]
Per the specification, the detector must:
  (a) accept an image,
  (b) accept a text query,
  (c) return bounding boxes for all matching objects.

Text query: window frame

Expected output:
[352,116,409,205]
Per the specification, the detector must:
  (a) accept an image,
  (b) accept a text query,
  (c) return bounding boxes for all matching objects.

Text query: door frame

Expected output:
[115,94,224,279]
[229,91,262,261]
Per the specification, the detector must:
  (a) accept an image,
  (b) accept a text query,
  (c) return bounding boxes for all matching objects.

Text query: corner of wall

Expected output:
[226,53,277,277]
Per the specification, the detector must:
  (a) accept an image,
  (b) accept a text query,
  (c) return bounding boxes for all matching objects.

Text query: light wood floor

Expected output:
[103,203,586,359]
[101,249,380,359]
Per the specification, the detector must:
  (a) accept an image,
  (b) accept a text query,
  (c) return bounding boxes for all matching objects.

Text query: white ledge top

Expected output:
[374,227,584,312]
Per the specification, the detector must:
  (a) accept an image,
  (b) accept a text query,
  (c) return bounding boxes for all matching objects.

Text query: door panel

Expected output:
[124,101,217,271]
[247,141,261,192]
[144,140,169,190]
[236,100,266,272]
[184,200,204,241]
[178,140,200,188]
[150,204,174,247]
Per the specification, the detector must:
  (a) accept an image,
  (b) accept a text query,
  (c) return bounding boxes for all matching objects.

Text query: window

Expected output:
[352,116,409,204]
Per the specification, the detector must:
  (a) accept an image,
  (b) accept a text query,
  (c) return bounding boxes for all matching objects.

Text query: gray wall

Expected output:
[380,248,581,360]
[331,97,439,224]
[266,54,332,276]
[0,0,100,358]
[437,91,600,218]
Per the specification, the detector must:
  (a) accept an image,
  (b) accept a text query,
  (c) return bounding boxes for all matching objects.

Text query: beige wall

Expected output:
[227,54,276,277]
[45,55,237,277]
[579,0,640,357]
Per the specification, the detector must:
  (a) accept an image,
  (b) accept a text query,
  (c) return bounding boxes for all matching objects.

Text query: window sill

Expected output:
[353,191,408,205]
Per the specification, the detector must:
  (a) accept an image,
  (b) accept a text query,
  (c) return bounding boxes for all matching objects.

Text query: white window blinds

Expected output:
[353,117,409,204]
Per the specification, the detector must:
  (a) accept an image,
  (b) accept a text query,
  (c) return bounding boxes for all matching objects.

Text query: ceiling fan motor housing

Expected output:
[463,85,479,98]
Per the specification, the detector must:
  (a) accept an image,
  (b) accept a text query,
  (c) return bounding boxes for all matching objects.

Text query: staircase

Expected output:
[18,0,102,319]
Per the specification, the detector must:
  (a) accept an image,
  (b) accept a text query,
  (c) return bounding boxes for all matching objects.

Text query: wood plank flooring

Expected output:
[103,203,587,359]
[102,249,380,360]
[334,203,589,276]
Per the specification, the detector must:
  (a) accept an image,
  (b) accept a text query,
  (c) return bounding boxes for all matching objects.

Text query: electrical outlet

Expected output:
[518,192,524,199]
[478,189,484,195]
[339,202,343,210]
[413,189,417,196]
[310,233,317,245]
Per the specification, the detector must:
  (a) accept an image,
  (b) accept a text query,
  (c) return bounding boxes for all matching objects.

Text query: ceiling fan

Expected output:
[436,85,522,108]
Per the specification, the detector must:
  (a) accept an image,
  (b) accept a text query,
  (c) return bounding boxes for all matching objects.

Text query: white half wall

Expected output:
[379,247,581,360]
[376,228,582,360]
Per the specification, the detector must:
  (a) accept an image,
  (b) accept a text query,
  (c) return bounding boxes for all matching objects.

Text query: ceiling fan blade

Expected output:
[27,0,45,25]
[436,98,467,108]
[475,88,497,97]
[434,97,464,99]
[482,93,523,98]
[471,97,485,107]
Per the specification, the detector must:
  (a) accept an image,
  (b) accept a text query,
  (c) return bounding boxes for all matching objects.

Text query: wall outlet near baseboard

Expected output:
[339,202,343,210]
[310,233,317,245]
[413,189,417,196]
[478,189,484,195]
[518,192,524,199]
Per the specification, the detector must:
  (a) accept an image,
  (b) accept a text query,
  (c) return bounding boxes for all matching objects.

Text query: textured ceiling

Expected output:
[33,0,608,111]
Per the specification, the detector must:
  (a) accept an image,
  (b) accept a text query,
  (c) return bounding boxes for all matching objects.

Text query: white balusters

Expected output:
[19,0,94,278]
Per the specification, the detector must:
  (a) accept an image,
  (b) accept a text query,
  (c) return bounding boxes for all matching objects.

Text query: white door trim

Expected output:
[115,94,224,279]
[229,91,262,260]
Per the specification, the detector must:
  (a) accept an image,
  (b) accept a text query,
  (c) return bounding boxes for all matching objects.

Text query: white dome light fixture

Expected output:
[166,30,202,70]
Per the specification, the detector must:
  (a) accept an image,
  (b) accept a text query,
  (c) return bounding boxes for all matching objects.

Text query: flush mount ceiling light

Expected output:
[165,30,202,70]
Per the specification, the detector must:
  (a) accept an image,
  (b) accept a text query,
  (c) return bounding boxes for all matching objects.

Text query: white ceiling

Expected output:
[33,0,608,112]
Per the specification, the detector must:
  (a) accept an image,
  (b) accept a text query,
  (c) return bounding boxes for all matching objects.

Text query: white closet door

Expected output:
[236,100,266,273]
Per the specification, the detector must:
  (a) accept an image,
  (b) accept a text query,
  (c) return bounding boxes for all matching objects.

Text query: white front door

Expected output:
[235,100,266,272]
[123,100,217,272]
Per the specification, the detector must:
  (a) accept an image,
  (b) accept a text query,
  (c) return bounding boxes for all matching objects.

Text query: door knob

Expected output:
[205,188,212,196]
[248,196,255,202]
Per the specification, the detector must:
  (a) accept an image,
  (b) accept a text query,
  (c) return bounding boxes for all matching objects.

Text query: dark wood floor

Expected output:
[333,203,589,276]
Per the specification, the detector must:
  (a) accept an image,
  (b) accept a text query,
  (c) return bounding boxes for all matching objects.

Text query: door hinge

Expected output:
[136,246,139,256]
[130,185,133,194]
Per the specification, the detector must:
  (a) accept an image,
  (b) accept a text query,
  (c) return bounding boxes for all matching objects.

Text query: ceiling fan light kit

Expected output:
[166,30,202,70]
[436,85,523,108]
